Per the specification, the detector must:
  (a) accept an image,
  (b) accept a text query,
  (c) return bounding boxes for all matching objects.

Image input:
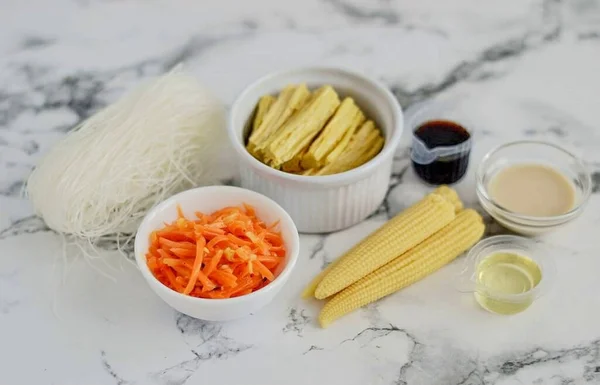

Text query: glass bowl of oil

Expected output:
[457,235,556,315]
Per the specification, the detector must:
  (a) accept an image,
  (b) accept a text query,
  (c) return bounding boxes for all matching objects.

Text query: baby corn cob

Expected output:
[301,259,340,299]
[432,185,463,213]
[302,188,461,298]
[319,209,485,328]
[247,85,310,158]
[301,98,365,169]
[265,86,340,168]
[315,121,384,176]
[252,95,275,132]
[314,192,456,299]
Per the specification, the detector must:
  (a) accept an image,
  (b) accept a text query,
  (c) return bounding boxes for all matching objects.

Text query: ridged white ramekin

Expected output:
[228,67,403,233]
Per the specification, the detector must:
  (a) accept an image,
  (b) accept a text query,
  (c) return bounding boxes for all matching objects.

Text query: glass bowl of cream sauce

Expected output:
[476,140,591,235]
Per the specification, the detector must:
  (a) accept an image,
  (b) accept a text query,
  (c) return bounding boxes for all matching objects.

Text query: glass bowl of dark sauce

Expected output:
[406,100,472,185]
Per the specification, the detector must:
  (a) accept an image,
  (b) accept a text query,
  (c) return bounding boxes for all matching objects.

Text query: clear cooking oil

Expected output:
[474,252,542,315]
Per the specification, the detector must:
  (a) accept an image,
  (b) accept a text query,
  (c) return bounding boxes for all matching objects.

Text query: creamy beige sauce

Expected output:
[489,163,575,217]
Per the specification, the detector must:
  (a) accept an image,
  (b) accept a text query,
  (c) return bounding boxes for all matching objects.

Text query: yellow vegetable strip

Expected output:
[265,85,340,168]
[324,117,370,166]
[301,97,365,169]
[316,121,383,176]
[282,146,310,173]
[253,95,275,132]
[247,84,310,158]
[301,168,318,176]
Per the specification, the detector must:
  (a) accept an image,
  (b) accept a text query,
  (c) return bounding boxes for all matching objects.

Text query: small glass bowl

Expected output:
[476,140,591,235]
[457,235,556,315]
[405,98,473,185]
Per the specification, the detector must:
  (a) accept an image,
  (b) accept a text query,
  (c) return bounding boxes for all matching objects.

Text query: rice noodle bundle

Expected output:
[27,68,229,242]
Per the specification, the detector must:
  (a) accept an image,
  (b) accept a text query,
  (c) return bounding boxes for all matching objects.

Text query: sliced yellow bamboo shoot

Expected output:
[301,98,365,169]
[265,86,340,168]
[247,84,310,158]
[282,146,309,173]
[253,95,275,132]
[316,120,384,176]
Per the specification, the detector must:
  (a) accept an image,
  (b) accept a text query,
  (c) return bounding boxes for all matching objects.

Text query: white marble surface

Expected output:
[2,0,600,384]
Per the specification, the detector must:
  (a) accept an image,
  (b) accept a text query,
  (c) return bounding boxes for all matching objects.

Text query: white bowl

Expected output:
[228,67,403,233]
[134,186,300,321]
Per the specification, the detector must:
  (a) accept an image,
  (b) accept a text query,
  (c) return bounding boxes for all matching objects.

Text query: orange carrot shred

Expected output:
[171,265,191,278]
[253,260,275,281]
[227,234,252,247]
[203,249,223,276]
[146,204,285,299]
[162,266,184,292]
[170,248,196,258]
[206,235,229,252]
[157,230,195,242]
[211,269,237,288]
[184,236,207,295]
[158,238,196,250]
[157,248,173,260]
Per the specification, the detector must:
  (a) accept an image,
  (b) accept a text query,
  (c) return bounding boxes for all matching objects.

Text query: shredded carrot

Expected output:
[157,230,195,242]
[252,260,275,281]
[158,238,195,250]
[203,249,223,276]
[170,248,196,258]
[206,235,230,252]
[211,269,238,288]
[146,203,286,299]
[184,236,208,294]
[162,265,185,292]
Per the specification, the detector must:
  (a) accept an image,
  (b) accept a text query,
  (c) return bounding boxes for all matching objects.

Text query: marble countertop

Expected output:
[2,0,600,384]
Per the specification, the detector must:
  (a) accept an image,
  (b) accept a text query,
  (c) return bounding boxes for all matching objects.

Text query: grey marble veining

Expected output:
[1,0,600,384]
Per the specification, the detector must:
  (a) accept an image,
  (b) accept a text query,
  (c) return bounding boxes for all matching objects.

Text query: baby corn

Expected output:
[247,85,310,158]
[301,259,340,299]
[434,185,463,213]
[301,187,461,298]
[265,86,340,168]
[314,192,456,299]
[301,98,365,169]
[319,209,485,328]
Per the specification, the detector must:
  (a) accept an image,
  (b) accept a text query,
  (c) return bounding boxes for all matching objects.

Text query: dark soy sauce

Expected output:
[412,120,471,185]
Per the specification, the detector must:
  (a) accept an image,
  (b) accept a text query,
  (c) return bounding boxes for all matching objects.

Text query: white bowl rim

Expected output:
[227,66,403,186]
[134,185,300,306]
[476,140,592,223]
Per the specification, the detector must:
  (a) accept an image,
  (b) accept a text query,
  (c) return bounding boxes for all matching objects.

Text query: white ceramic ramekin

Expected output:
[134,186,300,321]
[228,67,403,233]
